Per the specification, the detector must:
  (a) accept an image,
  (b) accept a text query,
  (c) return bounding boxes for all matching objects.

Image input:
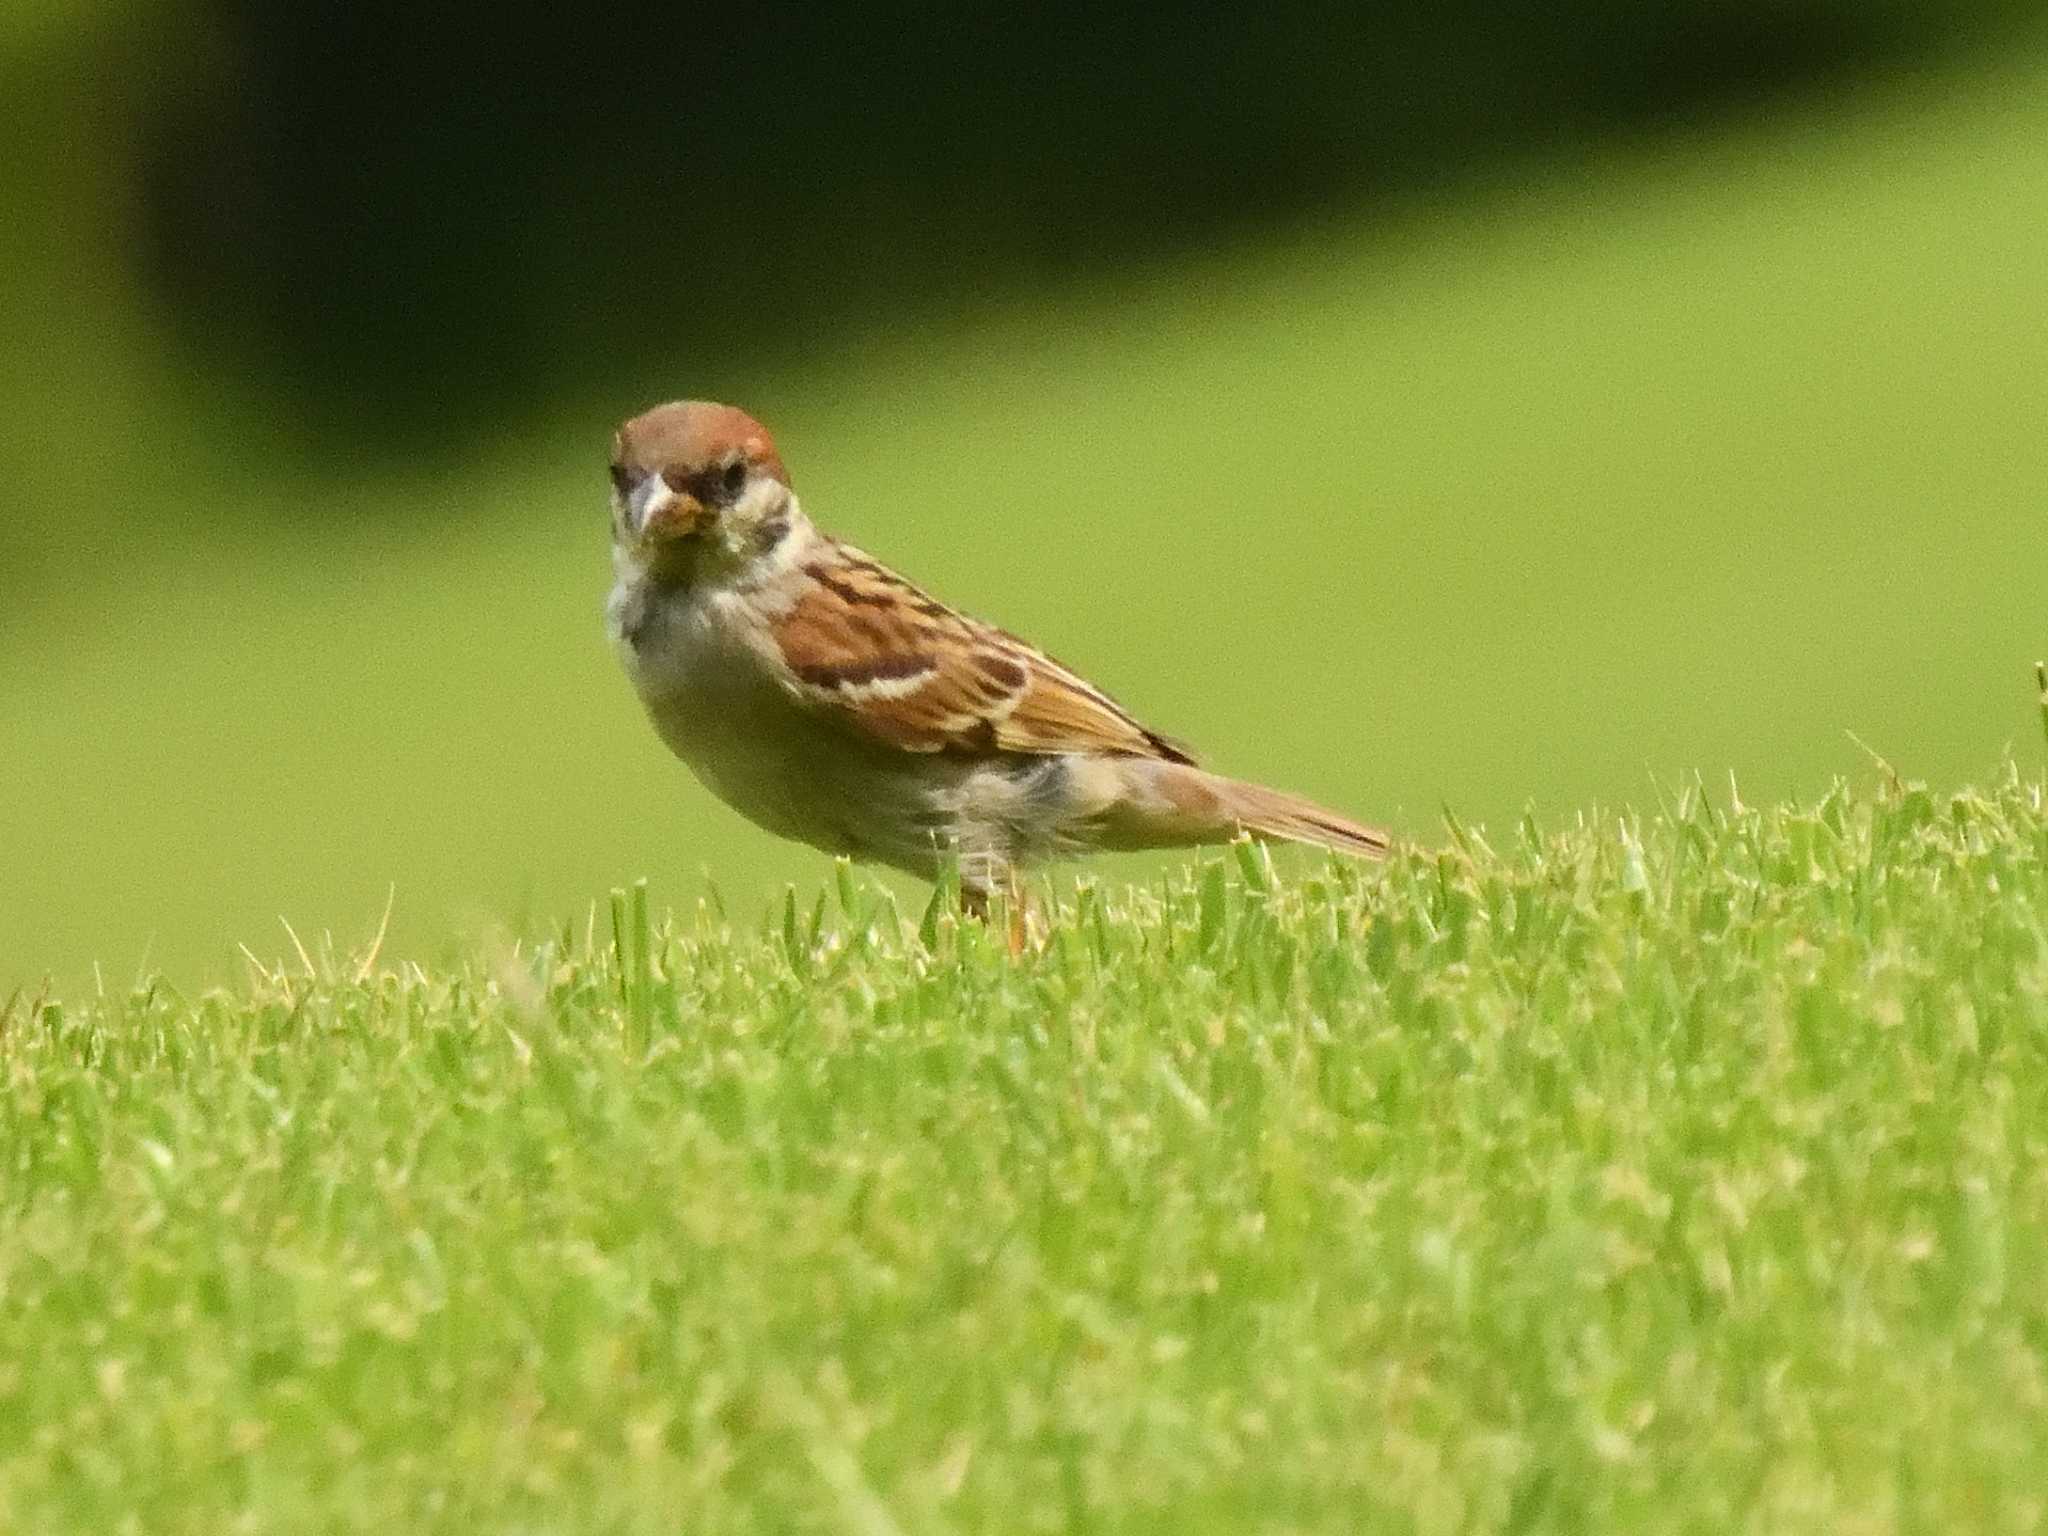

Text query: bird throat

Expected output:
[631,513,795,597]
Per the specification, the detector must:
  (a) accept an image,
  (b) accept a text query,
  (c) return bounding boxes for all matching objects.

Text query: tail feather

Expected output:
[1217,777,1392,859]
[1101,760,1391,858]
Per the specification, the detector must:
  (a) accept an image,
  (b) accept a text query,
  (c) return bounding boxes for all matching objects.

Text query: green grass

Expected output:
[5,769,2046,1532]
[6,48,2048,987]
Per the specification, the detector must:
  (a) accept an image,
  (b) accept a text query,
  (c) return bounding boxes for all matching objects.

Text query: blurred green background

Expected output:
[3,0,2045,988]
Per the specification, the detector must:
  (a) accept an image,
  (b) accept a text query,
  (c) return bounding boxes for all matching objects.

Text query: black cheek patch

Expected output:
[754,516,790,555]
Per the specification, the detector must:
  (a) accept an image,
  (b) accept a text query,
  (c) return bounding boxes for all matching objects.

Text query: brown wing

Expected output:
[772,542,1195,763]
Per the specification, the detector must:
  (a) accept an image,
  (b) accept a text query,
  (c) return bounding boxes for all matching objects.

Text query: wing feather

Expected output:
[772,542,1194,764]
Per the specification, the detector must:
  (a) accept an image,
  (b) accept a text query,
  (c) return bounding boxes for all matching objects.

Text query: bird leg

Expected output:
[959,882,990,924]
[958,874,1032,956]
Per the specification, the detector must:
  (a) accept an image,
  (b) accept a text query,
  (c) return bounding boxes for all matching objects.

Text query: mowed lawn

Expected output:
[2,771,2045,1531]
[4,50,2048,987]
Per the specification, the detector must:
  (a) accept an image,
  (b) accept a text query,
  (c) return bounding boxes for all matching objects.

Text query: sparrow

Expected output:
[605,401,1389,927]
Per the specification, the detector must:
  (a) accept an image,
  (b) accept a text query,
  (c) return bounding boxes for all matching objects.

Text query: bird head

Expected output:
[609,401,796,581]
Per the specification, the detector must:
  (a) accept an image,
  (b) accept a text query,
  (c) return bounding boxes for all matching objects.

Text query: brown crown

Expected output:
[611,401,790,488]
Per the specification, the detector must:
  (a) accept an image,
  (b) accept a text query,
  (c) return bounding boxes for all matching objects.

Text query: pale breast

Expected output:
[609,570,1114,884]
[613,578,935,864]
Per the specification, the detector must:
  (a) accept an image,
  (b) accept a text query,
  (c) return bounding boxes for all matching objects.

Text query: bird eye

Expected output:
[608,463,631,497]
[720,461,748,499]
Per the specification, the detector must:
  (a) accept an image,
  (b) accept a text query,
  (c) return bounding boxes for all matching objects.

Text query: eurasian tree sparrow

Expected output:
[606,401,1389,923]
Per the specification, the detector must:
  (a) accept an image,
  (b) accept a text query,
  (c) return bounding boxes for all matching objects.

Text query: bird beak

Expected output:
[628,476,707,542]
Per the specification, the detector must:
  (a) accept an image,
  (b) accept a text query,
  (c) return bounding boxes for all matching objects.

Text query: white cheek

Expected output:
[735,486,806,566]
[738,480,785,520]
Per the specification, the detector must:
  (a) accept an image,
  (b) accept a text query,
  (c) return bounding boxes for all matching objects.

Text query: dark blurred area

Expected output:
[112,0,2027,449]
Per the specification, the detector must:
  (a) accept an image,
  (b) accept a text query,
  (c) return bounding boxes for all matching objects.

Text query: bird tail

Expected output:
[1100,760,1391,859]
[1208,774,1391,858]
